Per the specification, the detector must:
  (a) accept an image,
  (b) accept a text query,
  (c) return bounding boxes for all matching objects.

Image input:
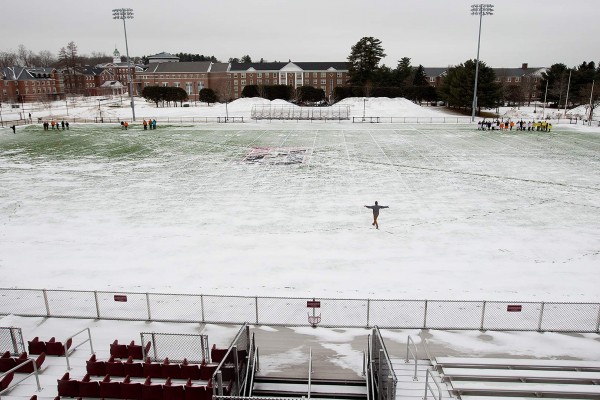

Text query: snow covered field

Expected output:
[1,113,599,303]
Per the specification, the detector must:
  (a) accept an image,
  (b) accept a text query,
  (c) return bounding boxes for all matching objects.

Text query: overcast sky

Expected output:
[3,0,599,68]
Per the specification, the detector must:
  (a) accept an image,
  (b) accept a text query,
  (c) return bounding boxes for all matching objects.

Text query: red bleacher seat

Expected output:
[111,340,130,359]
[184,379,207,400]
[86,353,106,376]
[124,356,145,378]
[121,375,143,400]
[0,372,14,391]
[199,364,218,381]
[210,345,229,363]
[78,373,101,397]
[128,340,151,360]
[16,352,45,374]
[100,374,122,398]
[180,359,201,380]
[144,357,162,379]
[106,356,125,376]
[163,377,185,400]
[57,372,79,397]
[0,351,16,373]
[142,377,164,400]
[27,337,46,355]
[46,337,72,356]
[161,358,182,379]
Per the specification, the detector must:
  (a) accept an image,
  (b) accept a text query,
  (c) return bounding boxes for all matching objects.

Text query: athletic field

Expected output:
[0,123,598,301]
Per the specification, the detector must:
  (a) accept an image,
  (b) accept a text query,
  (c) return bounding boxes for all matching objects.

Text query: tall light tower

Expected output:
[470,3,494,122]
[112,8,136,121]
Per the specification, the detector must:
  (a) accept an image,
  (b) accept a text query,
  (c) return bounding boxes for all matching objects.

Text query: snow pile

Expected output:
[336,97,450,117]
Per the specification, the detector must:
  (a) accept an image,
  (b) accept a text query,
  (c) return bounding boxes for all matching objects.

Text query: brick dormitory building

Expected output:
[1,50,546,104]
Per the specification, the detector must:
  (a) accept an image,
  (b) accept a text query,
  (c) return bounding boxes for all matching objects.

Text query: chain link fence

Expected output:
[0,288,598,332]
[0,327,25,355]
[140,332,209,363]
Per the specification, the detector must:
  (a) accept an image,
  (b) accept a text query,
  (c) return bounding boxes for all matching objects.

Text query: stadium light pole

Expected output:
[470,4,494,122]
[112,8,136,122]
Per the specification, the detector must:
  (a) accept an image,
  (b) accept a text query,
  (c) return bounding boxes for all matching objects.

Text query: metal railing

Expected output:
[307,347,313,399]
[423,369,443,400]
[353,116,473,123]
[371,327,397,400]
[213,323,250,397]
[0,357,42,395]
[0,289,599,332]
[405,335,418,381]
[64,328,94,370]
[0,327,24,356]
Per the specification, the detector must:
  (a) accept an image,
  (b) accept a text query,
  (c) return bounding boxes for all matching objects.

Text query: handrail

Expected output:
[212,323,249,397]
[424,369,442,400]
[248,346,259,397]
[65,327,94,370]
[405,335,418,380]
[367,334,376,400]
[308,348,313,399]
[373,326,398,384]
[241,332,256,396]
[0,357,42,394]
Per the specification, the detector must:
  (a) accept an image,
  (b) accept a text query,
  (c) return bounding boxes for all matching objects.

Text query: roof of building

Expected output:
[423,67,449,78]
[208,63,230,73]
[143,61,212,73]
[228,62,348,72]
[1,66,56,81]
[148,52,179,60]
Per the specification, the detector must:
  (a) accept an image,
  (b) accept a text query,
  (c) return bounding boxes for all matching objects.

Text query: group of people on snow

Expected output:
[42,120,69,131]
[478,119,552,132]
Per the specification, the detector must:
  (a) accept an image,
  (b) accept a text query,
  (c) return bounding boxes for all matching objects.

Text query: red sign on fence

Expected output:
[307,300,321,308]
[507,304,522,312]
[114,295,128,302]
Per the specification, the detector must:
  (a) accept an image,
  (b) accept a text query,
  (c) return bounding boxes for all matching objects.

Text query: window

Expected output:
[320,72,326,77]
[337,73,342,78]
[506,77,511,82]
[516,77,521,82]
[258,79,262,85]
[241,80,246,85]
[241,73,246,78]
[321,79,326,85]
[430,77,435,82]
[337,79,342,85]
[313,80,317,85]
[234,73,238,78]
[162,82,168,87]
[250,79,254,84]
[273,73,277,78]
[174,82,180,88]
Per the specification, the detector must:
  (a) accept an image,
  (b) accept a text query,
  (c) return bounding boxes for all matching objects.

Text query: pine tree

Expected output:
[440,59,501,113]
[347,37,386,86]
[412,65,428,86]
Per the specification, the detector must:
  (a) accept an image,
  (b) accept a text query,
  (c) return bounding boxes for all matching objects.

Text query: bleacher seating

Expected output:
[437,357,600,399]
[121,375,143,399]
[142,376,164,400]
[57,372,79,397]
[0,372,14,391]
[0,351,46,373]
[28,336,71,356]
[164,377,185,400]
[99,374,121,398]
[111,340,152,360]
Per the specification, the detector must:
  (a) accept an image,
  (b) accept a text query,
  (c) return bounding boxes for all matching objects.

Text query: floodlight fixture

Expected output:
[470,3,494,122]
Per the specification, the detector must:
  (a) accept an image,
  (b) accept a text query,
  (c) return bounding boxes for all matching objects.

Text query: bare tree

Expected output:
[17,44,34,67]
[0,50,18,68]
[37,50,56,67]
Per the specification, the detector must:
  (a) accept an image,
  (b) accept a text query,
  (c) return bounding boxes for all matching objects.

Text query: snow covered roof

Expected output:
[228,61,348,72]
[1,66,56,80]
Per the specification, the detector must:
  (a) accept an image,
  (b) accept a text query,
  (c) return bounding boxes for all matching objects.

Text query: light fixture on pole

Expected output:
[541,80,548,119]
[363,98,368,121]
[470,3,494,122]
[112,7,136,122]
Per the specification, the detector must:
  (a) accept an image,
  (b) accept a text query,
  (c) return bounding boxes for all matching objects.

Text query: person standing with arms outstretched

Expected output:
[364,201,389,229]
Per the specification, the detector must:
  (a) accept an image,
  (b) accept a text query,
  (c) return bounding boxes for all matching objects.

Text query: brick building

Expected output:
[62,66,114,96]
[1,66,63,103]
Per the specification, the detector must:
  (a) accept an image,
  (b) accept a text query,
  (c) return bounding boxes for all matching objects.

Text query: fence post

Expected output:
[146,293,152,321]
[42,289,50,316]
[596,304,600,333]
[200,294,205,323]
[480,301,487,330]
[423,300,428,329]
[255,296,259,325]
[9,327,19,354]
[366,299,371,327]
[537,302,545,332]
[94,291,100,319]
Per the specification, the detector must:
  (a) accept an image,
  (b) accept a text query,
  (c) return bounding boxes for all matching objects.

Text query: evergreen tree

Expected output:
[199,88,217,104]
[240,55,252,63]
[347,37,386,86]
[439,59,501,113]
[394,57,413,87]
[412,65,428,86]
[540,63,569,107]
